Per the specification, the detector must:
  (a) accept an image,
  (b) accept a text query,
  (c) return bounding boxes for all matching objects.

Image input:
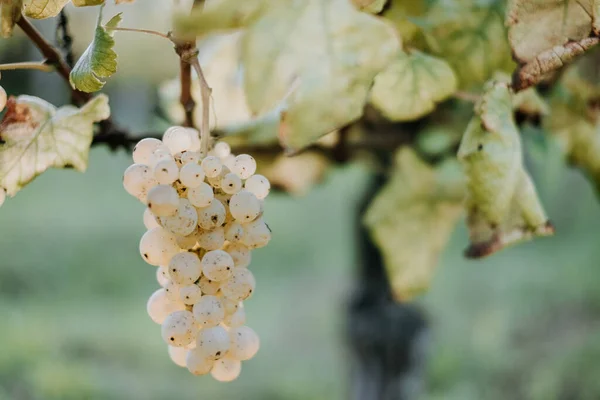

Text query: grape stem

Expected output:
[190,57,212,157]
[105,26,170,39]
[0,61,54,72]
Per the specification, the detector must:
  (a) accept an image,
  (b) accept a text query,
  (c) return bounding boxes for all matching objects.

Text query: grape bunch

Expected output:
[123,126,271,381]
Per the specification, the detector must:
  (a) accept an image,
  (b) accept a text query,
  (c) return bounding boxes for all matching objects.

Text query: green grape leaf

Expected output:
[364,148,465,301]
[381,0,426,45]
[457,81,554,258]
[242,0,399,152]
[70,12,121,93]
[507,0,596,64]
[0,94,110,196]
[1,0,22,38]
[424,2,514,89]
[23,0,103,19]
[352,0,387,14]
[369,50,457,121]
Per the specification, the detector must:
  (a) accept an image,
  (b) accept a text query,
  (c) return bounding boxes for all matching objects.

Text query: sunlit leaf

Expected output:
[260,151,331,196]
[364,148,465,301]
[457,81,554,258]
[0,95,110,196]
[424,1,513,88]
[0,0,21,38]
[369,50,457,121]
[242,0,399,152]
[23,0,103,19]
[381,0,426,45]
[70,11,121,93]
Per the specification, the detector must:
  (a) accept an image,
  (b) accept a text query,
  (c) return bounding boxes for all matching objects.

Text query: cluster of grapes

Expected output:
[122,126,271,381]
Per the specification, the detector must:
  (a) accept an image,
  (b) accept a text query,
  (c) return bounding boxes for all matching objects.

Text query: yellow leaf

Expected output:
[1,0,22,38]
[23,0,103,19]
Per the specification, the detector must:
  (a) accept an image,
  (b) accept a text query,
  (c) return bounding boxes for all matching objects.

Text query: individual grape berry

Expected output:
[224,242,251,268]
[222,154,236,170]
[143,207,160,230]
[197,275,221,295]
[221,268,255,301]
[139,227,181,266]
[148,148,174,169]
[244,174,271,200]
[146,288,186,324]
[213,141,231,159]
[224,221,244,243]
[192,295,225,328]
[229,190,261,223]
[242,217,272,249]
[147,185,179,217]
[197,199,226,230]
[163,126,197,155]
[187,182,214,207]
[168,345,188,367]
[221,173,243,194]
[179,284,203,305]
[154,159,179,185]
[161,310,196,347]
[175,150,201,167]
[211,357,242,382]
[179,163,205,189]
[159,198,198,236]
[164,280,181,301]
[221,298,241,316]
[175,229,199,250]
[156,266,170,287]
[186,349,214,375]
[228,326,260,361]
[168,252,202,285]
[232,154,256,179]
[223,306,246,328]
[201,250,234,282]
[196,227,225,251]
[133,138,168,165]
[195,326,230,360]
[0,85,6,113]
[123,164,158,202]
[201,156,223,178]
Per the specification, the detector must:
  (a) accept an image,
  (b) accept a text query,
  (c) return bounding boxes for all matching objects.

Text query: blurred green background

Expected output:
[2,4,600,400]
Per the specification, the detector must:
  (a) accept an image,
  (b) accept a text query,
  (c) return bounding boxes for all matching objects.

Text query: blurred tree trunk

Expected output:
[347,174,429,400]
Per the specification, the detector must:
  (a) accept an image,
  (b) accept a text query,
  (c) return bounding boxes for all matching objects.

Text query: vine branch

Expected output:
[0,62,54,72]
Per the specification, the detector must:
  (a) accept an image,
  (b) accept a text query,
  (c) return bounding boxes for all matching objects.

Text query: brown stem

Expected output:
[16,15,90,105]
[179,57,195,128]
[190,58,211,157]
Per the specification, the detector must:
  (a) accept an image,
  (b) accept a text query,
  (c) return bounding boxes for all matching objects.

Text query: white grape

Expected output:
[168,345,188,367]
[196,227,225,251]
[201,156,223,178]
[164,280,181,301]
[186,349,214,375]
[228,326,260,361]
[201,250,234,282]
[197,199,226,230]
[211,357,242,382]
[175,230,199,250]
[213,142,231,159]
[0,188,5,208]
[242,217,272,249]
[147,185,179,217]
[221,268,255,301]
[224,243,251,268]
[148,148,174,169]
[168,252,202,285]
[223,306,246,328]
[232,154,256,179]
[187,182,214,207]
[192,295,225,328]
[221,298,241,315]
[221,173,243,194]
[195,326,230,360]
[143,207,160,229]
[181,151,201,165]
[156,266,170,287]
[123,164,157,201]
[222,154,236,170]
[186,128,202,152]
[206,165,229,189]
[146,288,186,324]
[161,310,196,347]
[179,284,203,305]
[163,126,196,154]
[224,221,244,243]
[197,275,221,295]
[133,138,168,165]
[179,163,205,189]
[139,227,181,266]
[229,190,261,223]
[153,159,179,185]
[245,174,271,199]
[159,198,198,236]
